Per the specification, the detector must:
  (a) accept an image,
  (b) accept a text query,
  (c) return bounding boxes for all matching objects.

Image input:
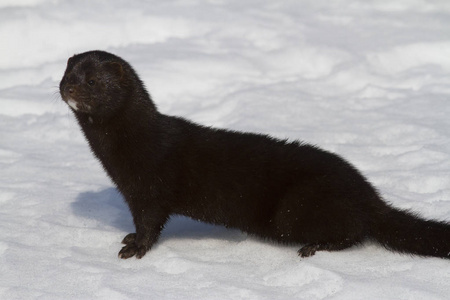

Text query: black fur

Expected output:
[59,50,450,260]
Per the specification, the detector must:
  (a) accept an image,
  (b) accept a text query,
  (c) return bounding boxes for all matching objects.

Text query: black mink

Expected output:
[59,50,450,260]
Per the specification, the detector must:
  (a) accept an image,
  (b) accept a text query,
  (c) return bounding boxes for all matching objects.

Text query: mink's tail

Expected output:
[370,205,450,259]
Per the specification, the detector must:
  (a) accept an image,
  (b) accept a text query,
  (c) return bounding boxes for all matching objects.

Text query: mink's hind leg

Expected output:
[298,239,359,258]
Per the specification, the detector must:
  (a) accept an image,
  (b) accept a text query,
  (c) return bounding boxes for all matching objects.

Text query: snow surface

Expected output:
[1,0,450,299]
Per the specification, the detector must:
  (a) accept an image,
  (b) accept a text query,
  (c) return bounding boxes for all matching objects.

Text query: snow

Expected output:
[1,0,450,299]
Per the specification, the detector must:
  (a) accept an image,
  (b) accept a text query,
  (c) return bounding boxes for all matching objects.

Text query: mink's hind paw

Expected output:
[298,240,358,258]
[298,244,319,258]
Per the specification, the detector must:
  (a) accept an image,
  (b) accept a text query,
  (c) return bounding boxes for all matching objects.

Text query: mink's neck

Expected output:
[74,97,163,188]
[74,94,161,157]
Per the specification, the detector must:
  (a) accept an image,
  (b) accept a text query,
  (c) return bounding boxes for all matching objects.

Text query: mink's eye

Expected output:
[88,79,96,86]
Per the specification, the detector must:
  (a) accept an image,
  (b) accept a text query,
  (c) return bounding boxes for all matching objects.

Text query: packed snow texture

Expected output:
[1,0,450,299]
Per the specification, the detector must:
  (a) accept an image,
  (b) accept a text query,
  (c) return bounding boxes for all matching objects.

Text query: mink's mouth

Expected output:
[64,97,92,113]
[67,99,79,111]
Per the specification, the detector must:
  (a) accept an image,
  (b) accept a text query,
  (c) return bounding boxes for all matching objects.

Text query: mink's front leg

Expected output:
[118,206,169,259]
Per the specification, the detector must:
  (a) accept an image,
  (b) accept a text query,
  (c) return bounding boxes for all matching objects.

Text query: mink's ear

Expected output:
[105,62,124,79]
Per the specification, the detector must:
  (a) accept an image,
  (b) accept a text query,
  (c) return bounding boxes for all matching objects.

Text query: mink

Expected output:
[59,50,450,260]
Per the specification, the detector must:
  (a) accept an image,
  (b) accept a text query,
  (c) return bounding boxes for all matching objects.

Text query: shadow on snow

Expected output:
[70,187,246,243]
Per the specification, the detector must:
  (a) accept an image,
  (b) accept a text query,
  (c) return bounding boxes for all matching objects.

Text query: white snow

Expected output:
[1,0,450,299]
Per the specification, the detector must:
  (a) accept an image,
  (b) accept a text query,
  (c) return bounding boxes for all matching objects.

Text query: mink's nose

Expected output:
[63,85,75,97]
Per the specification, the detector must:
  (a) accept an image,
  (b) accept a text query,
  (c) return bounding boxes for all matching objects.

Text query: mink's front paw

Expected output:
[121,233,137,245]
[118,243,148,259]
[118,233,148,259]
